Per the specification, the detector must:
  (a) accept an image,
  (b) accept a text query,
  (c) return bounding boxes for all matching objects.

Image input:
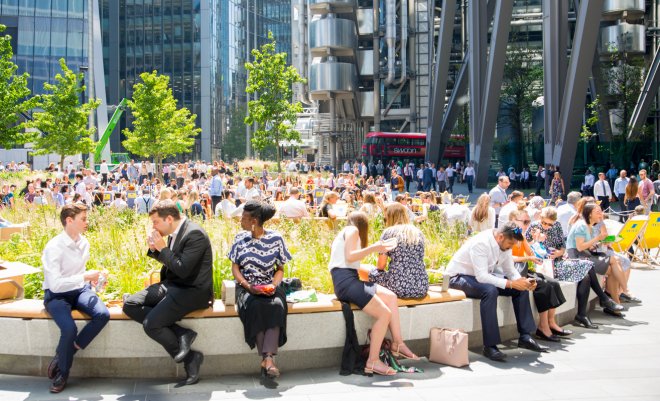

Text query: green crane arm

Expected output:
[94,98,128,162]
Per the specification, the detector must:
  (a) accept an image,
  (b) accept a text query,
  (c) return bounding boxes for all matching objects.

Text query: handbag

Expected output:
[575,249,610,275]
[538,259,554,279]
[429,328,469,367]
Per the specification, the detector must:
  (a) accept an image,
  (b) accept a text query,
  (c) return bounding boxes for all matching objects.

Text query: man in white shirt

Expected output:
[110,192,128,210]
[557,191,581,236]
[343,160,351,173]
[497,190,524,228]
[445,164,456,193]
[237,177,261,203]
[489,176,510,226]
[593,172,613,211]
[463,162,475,193]
[582,169,595,196]
[41,204,109,393]
[215,190,238,218]
[99,160,109,186]
[446,223,545,361]
[136,189,156,214]
[613,170,629,222]
[278,187,309,219]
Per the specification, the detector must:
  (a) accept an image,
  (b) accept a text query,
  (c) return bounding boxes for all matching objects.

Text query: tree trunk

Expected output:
[275,132,282,172]
[155,155,163,181]
[60,155,65,172]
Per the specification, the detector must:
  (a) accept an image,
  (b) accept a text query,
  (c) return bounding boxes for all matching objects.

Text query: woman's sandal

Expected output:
[261,355,280,379]
[391,343,420,360]
[364,361,396,376]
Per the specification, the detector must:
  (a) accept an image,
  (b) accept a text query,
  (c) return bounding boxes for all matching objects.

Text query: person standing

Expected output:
[123,201,213,386]
[463,162,475,193]
[446,163,456,193]
[613,170,629,222]
[42,204,110,393]
[593,172,613,211]
[606,164,618,189]
[99,160,109,186]
[653,174,660,212]
[637,169,655,214]
[488,176,510,227]
[403,163,414,192]
[446,223,546,361]
[535,166,546,195]
[208,168,224,212]
[582,169,595,197]
[436,166,447,192]
[519,167,530,190]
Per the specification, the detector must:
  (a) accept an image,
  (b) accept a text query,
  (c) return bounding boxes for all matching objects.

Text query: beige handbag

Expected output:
[429,328,469,367]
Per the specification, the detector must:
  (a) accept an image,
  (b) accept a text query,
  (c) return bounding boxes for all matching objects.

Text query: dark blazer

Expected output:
[147,218,214,309]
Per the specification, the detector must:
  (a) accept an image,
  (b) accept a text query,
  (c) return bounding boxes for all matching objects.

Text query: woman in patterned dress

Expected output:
[229,200,292,378]
[369,203,429,299]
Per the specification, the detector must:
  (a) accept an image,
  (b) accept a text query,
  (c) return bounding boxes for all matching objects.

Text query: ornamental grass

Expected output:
[0,175,466,301]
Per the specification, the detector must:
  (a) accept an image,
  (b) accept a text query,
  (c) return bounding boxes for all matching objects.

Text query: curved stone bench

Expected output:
[0,283,585,378]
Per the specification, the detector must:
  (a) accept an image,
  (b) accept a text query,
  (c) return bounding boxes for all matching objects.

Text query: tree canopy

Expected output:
[27,58,100,166]
[122,71,200,176]
[0,24,38,148]
[245,31,305,171]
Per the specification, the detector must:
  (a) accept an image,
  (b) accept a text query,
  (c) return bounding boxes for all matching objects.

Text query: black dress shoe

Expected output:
[518,337,549,352]
[574,314,598,329]
[620,293,642,303]
[49,374,67,393]
[482,346,506,362]
[535,329,561,343]
[600,297,625,312]
[174,330,198,363]
[603,307,625,318]
[550,328,573,336]
[182,351,204,386]
[47,356,60,380]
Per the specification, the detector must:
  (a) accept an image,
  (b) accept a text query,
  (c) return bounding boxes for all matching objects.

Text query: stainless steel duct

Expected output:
[396,0,408,85]
[385,0,396,85]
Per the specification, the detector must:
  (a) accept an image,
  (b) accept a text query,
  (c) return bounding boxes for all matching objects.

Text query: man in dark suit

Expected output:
[123,200,213,386]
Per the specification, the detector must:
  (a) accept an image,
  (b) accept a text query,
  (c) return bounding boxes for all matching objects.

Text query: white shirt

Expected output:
[278,197,309,218]
[498,201,518,227]
[328,226,361,270]
[215,199,237,217]
[584,174,595,187]
[468,207,496,233]
[446,167,455,177]
[463,166,475,178]
[100,162,109,174]
[593,179,612,198]
[42,231,90,293]
[111,198,128,210]
[445,229,521,289]
[168,217,187,249]
[556,203,576,236]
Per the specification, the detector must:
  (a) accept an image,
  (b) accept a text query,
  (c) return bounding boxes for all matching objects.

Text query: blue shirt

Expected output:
[208,175,223,197]
[566,220,593,250]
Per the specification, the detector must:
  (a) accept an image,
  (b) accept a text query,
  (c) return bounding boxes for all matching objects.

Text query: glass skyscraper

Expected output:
[0,0,89,95]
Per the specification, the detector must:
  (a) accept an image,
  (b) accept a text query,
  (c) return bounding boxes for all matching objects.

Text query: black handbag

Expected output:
[281,278,302,295]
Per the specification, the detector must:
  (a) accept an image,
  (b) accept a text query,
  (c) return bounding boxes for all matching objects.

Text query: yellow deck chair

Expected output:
[610,216,648,263]
[637,211,660,265]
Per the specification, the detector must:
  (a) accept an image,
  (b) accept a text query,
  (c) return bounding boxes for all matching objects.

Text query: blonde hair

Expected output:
[187,190,200,208]
[159,187,173,200]
[471,193,491,223]
[384,203,421,246]
[540,206,557,221]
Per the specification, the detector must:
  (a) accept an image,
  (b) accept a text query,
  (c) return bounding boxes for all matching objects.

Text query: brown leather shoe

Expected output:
[49,374,67,393]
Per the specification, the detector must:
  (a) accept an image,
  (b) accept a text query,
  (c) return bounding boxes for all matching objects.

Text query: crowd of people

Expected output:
[0,158,646,392]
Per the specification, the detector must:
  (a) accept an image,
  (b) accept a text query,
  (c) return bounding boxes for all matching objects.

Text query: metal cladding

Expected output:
[603,0,645,14]
[309,61,358,94]
[309,17,357,56]
[600,23,646,54]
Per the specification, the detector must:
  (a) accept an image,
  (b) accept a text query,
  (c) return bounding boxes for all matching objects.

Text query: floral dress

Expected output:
[369,226,429,298]
[525,221,593,282]
[550,179,563,203]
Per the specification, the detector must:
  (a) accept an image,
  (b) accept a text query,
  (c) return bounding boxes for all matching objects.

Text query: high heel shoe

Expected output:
[364,361,396,376]
[261,355,280,379]
[391,343,420,360]
[574,314,598,329]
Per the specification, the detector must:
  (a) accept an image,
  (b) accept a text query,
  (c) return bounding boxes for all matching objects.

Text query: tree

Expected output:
[0,24,39,148]
[245,31,305,172]
[122,71,200,178]
[499,42,543,170]
[28,58,100,167]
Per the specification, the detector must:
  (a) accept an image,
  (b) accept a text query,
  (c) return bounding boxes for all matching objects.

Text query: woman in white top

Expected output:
[329,212,412,376]
[468,193,495,232]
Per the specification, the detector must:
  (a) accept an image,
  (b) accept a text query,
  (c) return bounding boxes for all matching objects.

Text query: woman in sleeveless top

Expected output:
[329,212,417,376]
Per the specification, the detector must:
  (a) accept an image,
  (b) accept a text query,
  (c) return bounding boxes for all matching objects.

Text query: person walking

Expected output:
[463,162,475,193]
[613,170,629,222]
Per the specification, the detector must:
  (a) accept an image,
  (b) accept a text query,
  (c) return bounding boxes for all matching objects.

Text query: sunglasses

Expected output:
[540,220,554,227]
[516,219,531,225]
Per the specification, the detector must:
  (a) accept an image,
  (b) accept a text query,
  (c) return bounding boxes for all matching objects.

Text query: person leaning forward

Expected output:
[123,200,213,386]
[445,222,548,362]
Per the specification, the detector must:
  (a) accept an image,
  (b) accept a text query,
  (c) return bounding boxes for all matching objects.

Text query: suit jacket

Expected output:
[147,219,214,309]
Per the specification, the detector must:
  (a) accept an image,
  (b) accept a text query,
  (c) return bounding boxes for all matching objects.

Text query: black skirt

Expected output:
[235,284,287,349]
[331,268,377,309]
[529,272,566,313]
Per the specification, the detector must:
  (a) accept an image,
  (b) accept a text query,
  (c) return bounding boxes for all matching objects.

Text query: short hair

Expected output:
[567,191,582,205]
[497,221,524,242]
[243,200,276,225]
[510,191,524,201]
[540,206,558,221]
[60,203,87,227]
[149,200,181,220]
[498,175,509,183]
[289,187,299,196]
[395,194,406,203]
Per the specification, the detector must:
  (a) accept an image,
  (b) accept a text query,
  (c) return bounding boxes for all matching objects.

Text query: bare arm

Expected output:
[344,227,389,263]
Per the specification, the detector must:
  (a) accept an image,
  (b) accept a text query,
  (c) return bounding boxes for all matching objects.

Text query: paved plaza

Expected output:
[0,265,658,401]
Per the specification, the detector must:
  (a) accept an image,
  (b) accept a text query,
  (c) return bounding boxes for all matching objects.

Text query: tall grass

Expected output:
[0,186,465,301]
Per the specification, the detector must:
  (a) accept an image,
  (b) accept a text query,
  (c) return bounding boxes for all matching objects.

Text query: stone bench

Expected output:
[0,282,587,379]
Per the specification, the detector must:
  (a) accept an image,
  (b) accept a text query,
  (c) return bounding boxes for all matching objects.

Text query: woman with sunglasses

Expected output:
[509,209,568,342]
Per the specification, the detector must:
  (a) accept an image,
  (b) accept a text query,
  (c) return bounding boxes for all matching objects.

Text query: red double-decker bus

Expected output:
[361,132,465,163]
